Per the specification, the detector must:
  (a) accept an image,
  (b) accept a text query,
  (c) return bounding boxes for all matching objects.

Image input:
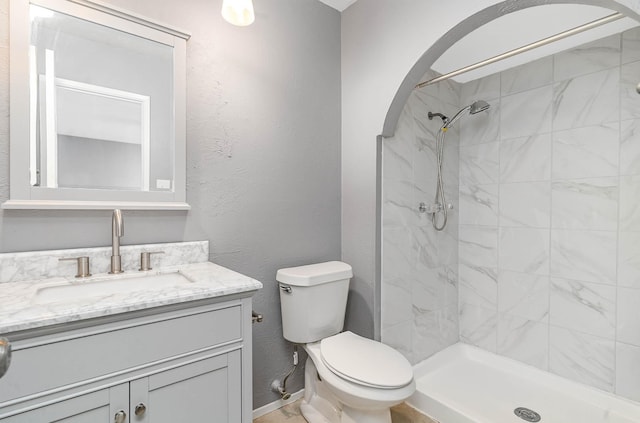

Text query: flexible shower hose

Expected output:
[432,125,448,231]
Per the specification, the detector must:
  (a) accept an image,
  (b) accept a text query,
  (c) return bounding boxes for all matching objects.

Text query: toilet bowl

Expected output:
[276,261,415,423]
[300,332,415,423]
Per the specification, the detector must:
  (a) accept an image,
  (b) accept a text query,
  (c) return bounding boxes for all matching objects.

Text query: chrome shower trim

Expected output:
[470,99,490,114]
[428,111,449,123]
[443,100,490,129]
[427,100,490,231]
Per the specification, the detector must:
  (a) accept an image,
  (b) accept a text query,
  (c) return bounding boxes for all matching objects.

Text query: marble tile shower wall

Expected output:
[457,30,640,402]
[382,71,462,365]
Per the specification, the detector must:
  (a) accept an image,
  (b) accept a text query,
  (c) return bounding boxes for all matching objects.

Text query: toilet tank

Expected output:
[276,261,352,343]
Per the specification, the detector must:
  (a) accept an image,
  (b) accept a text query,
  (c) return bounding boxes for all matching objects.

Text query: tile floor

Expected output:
[253,399,438,423]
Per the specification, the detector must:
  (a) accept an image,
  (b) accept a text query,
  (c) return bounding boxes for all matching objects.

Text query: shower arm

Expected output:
[427,111,449,124]
[415,12,624,89]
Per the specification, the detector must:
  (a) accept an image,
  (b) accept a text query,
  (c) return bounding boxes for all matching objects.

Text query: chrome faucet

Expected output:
[109,209,124,274]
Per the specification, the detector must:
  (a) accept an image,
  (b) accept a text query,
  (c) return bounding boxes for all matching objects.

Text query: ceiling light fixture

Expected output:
[221,0,255,26]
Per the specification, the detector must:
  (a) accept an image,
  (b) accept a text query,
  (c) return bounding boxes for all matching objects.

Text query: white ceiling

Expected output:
[317,0,358,12]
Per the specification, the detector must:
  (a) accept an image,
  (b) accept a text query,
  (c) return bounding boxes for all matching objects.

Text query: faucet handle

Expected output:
[139,251,164,271]
[59,256,91,278]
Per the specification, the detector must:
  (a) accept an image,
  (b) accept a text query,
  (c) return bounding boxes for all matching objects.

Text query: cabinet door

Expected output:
[1,384,128,423]
[129,351,242,423]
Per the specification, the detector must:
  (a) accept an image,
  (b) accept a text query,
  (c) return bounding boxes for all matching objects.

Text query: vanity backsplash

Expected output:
[0,241,209,284]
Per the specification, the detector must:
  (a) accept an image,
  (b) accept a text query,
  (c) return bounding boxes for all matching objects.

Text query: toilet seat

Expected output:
[320,331,413,389]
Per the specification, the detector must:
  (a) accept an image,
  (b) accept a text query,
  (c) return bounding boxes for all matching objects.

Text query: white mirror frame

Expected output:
[4,0,191,210]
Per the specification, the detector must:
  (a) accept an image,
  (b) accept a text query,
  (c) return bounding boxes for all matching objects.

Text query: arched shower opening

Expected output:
[377,0,640,415]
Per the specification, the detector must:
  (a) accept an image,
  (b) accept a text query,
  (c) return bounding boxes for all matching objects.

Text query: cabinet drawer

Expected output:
[0,305,242,404]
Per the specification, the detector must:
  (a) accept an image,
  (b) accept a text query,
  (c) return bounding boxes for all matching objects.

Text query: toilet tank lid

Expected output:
[276,261,352,286]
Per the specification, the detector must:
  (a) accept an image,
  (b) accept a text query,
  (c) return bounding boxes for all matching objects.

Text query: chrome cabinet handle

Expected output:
[0,337,11,379]
[134,403,147,416]
[114,410,127,423]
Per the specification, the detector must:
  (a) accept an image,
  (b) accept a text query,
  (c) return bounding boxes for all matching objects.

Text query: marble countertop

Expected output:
[0,261,263,334]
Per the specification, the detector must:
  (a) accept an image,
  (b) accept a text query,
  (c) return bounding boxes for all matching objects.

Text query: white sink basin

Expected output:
[35,272,193,305]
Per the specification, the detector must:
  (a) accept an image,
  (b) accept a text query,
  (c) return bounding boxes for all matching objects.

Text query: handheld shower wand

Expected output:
[423,100,490,231]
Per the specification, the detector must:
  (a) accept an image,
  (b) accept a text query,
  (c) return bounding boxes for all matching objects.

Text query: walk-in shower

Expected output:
[421,100,490,231]
[381,5,640,422]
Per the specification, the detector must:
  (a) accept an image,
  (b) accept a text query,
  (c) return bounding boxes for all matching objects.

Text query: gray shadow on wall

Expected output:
[0,209,189,253]
[345,276,375,338]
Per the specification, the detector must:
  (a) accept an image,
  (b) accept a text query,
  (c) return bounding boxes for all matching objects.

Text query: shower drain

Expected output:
[514,407,541,422]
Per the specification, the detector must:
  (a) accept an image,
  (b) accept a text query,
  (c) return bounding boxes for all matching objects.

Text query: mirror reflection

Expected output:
[29,4,175,192]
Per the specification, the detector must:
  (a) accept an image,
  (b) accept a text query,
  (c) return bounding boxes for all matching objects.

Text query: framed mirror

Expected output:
[4,0,191,209]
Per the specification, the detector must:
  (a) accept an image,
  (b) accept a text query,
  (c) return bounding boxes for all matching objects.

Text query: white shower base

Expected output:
[407,343,640,423]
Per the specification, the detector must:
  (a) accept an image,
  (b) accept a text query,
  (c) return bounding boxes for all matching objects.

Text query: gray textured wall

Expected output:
[0,0,341,408]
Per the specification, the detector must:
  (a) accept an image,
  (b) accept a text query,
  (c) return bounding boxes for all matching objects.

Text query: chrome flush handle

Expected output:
[280,285,292,294]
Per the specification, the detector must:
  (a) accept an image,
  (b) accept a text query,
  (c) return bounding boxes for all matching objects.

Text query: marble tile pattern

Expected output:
[551,177,618,230]
[382,69,461,365]
[384,29,640,403]
[0,242,263,334]
[552,124,619,179]
[621,60,640,121]
[622,27,640,65]
[500,134,551,183]
[549,326,615,393]
[615,343,640,402]
[497,315,548,370]
[497,271,549,322]
[552,68,619,131]
[620,118,640,175]
[499,227,549,275]
[499,181,550,228]
[553,34,620,82]
[501,85,552,139]
[550,277,616,339]
[501,56,552,96]
[550,229,617,285]
[0,241,209,284]
[458,183,499,225]
[454,29,640,401]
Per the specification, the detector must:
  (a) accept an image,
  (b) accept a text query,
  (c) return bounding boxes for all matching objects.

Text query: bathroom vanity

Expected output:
[0,241,262,423]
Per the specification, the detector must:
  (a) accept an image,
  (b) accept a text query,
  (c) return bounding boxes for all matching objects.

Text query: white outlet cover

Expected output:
[156,179,171,190]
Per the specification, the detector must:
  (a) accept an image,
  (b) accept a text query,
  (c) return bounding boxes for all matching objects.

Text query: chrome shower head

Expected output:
[444,100,490,129]
[470,100,490,114]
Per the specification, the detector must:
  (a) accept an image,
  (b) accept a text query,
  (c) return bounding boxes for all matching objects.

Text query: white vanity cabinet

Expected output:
[0,295,254,423]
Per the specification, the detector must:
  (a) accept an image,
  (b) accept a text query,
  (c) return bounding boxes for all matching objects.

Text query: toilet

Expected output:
[277,261,415,423]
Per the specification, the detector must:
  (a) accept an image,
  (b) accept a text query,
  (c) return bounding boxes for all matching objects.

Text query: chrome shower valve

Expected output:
[419,202,453,214]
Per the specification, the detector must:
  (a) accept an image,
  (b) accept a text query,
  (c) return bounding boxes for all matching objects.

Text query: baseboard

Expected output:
[252,389,305,419]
